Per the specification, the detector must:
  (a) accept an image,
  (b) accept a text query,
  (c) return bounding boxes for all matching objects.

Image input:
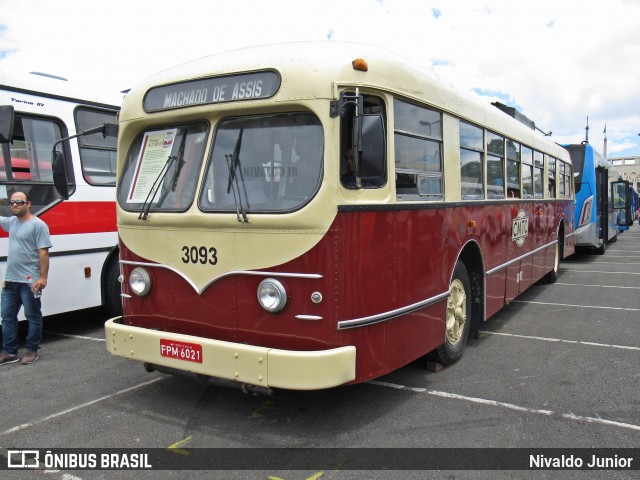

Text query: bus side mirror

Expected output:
[356,114,386,178]
[52,150,70,200]
[0,106,15,143]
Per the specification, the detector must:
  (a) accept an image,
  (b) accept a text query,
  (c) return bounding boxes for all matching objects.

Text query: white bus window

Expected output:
[75,107,118,186]
[9,117,62,183]
[200,113,323,213]
[118,122,208,212]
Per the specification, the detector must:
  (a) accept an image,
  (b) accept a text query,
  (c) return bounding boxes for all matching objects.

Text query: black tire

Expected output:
[542,241,560,284]
[103,257,123,318]
[432,261,471,366]
[595,239,606,255]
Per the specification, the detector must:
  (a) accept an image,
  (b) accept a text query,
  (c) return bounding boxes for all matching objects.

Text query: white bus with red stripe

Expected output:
[0,72,123,318]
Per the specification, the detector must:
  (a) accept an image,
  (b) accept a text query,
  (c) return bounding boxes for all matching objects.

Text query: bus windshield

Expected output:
[118,122,208,213]
[566,144,585,194]
[199,113,323,213]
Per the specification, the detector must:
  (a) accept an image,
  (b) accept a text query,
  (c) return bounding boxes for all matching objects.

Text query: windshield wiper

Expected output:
[138,155,176,221]
[226,128,249,223]
[155,132,187,207]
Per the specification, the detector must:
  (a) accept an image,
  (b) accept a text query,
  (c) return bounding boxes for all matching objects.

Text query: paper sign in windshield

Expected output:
[127,129,177,203]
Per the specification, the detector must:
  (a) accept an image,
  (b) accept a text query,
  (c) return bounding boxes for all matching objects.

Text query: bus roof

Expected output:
[0,70,124,110]
[123,41,569,162]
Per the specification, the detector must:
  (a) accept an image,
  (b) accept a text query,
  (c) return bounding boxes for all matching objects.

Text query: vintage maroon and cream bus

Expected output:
[106,42,575,393]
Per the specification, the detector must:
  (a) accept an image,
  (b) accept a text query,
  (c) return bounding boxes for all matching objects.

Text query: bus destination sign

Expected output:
[143,71,281,112]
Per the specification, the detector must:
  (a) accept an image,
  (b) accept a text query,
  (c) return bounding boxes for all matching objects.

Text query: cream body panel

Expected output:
[105,317,356,390]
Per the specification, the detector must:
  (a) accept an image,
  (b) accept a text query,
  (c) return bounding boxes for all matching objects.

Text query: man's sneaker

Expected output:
[0,353,19,365]
[21,351,38,365]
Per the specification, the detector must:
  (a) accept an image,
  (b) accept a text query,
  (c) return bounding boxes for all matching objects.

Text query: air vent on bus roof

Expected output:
[491,101,535,131]
[29,71,68,81]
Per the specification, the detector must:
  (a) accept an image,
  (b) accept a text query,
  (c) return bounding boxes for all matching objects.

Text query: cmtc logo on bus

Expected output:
[512,209,529,247]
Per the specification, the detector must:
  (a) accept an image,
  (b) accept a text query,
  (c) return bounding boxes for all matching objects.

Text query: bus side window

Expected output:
[394,99,442,199]
[547,157,556,198]
[521,146,534,199]
[506,139,521,198]
[0,115,65,214]
[459,121,483,199]
[0,142,7,181]
[486,131,505,199]
[10,117,62,182]
[75,107,118,186]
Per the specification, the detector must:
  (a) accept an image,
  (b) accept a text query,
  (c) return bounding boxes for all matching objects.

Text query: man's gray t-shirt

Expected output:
[0,216,52,283]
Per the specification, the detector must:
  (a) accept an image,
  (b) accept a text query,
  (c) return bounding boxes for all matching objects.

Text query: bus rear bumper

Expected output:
[105,317,356,390]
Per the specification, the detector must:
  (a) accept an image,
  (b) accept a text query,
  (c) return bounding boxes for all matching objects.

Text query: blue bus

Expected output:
[565,142,618,254]
[612,179,638,231]
[631,185,639,225]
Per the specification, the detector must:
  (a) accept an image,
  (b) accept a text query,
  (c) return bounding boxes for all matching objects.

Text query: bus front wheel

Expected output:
[103,257,123,318]
[431,261,471,366]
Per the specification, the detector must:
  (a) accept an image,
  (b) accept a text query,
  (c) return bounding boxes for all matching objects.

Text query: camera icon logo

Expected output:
[7,450,40,468]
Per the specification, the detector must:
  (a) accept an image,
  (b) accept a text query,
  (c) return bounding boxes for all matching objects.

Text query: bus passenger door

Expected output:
[595,166,608,243]
[611,180,628,229]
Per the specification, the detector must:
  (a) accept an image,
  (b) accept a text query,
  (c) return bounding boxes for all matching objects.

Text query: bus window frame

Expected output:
[339,92,387,190]
[521,145,534,199]
[533,150,544,199]
[506,139,521,199]
[74,106,119,187]
[117,120,209,215]
[0,112,73,214]
[486,130,506,200]
[547,156,556,198]
[394,98,444,200]
[199,112,324,214]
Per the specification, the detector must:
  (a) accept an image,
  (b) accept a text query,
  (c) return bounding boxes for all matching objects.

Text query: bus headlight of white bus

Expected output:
[257,278,288,313]
[129,267,152,297]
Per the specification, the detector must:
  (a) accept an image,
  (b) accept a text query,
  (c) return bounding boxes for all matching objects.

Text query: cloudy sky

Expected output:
[1,0,639,157]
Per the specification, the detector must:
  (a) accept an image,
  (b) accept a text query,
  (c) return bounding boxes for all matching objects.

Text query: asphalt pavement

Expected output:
[0,224,638,480]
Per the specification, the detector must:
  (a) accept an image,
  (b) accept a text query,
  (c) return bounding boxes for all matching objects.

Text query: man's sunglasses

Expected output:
[9,200,28,206]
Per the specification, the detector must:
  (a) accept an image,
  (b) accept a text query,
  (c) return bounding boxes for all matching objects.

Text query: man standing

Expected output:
[0,191,52,365]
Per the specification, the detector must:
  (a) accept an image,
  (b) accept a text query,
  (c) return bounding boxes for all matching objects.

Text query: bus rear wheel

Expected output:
[432,261,471,366]
[542,241,560,284]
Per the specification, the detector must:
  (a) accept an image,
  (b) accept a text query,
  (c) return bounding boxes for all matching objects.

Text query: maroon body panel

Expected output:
[120,200,574,384]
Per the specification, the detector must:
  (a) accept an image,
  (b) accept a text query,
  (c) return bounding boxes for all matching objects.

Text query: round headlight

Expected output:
[129,267,152,297]
[257,278,288,313]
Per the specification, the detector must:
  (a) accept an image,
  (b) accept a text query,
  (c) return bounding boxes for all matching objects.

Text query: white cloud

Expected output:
[1,0,639,156]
